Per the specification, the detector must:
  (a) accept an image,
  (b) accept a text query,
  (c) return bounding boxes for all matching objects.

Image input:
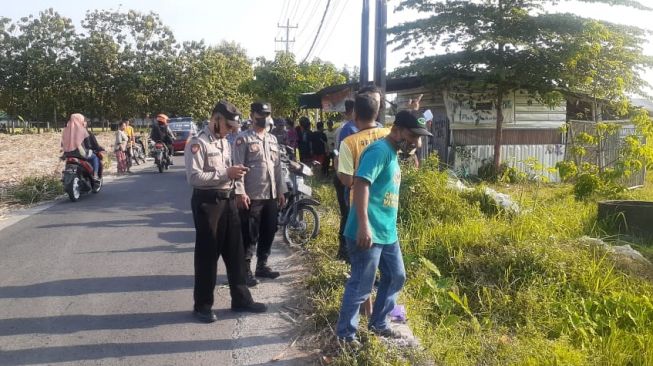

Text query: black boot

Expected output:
[255,260,280,279]
[231,301,268,313]
[245,260,258,287]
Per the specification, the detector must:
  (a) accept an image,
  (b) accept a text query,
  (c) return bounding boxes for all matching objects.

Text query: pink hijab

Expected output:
[62,113,89,152]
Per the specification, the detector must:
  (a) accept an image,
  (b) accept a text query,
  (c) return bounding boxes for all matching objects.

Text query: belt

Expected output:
[193,188,234,201]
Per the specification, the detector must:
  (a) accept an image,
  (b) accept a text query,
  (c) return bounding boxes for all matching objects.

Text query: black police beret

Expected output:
[251,102,272,115]
[212,100,241,121]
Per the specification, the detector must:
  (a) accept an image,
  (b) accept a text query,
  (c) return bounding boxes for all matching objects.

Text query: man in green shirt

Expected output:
[336,110,432,343]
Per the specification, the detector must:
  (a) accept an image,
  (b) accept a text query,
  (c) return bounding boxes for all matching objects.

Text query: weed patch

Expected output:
[5,175,63,204]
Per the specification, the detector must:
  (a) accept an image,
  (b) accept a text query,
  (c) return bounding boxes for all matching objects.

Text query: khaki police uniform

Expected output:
[233,129,287,272]
[185,126,254,312]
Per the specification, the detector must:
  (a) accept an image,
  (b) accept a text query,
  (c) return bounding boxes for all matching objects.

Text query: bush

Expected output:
[8,175,63,204]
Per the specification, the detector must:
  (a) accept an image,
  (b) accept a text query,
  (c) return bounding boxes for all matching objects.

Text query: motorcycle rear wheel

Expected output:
[66,176,81,202]
[283,205,319,247]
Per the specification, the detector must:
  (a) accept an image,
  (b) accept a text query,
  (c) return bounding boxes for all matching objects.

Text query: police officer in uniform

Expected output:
[233,102,287,286]
[185,100,267,323]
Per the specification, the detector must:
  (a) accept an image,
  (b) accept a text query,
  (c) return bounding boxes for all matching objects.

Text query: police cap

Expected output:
[212,100,241,123]
[251,102,272,115]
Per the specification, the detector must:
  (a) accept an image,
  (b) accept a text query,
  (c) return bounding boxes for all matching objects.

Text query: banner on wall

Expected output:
[443,90,514,125]
[321,87,354,113]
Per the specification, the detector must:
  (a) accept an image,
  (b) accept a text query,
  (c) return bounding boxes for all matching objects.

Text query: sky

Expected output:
[3,0,653,94]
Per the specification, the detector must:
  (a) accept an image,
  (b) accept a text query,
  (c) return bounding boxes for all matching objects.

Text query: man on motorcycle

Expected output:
[150,113,176,165]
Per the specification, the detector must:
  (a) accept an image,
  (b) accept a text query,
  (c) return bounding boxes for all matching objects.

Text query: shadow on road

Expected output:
[35,212,192,230]
[0,310,243,336]
[80,243,194,255]
[0,337,280,366]
[0,275,193,298]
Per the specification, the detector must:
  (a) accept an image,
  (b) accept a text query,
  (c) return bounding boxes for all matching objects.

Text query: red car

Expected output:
[169,118,198,153]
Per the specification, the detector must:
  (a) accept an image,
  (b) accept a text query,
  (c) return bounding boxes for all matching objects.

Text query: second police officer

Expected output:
[185,100,267,323]
[233,102,287,287]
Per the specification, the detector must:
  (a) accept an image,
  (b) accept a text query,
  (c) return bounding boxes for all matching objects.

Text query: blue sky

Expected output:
[3,0,653,92]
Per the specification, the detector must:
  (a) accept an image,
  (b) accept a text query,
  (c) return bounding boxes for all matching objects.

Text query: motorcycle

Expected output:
[61,154,103,202]
[151,141,170,173]
[130,136,147,166]
[278,145,320,247]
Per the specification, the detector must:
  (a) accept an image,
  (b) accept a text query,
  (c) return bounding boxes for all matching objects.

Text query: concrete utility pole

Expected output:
[373,0,387,123]
[275,18,298,53]
[360,0,370,86]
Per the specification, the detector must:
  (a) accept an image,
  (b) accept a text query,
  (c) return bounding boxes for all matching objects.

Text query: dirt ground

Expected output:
[0,131,119,217]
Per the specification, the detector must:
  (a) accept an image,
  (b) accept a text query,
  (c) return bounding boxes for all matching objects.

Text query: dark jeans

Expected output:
[240,199,279,266]
[191,191,254,310]
[333,175,349,262]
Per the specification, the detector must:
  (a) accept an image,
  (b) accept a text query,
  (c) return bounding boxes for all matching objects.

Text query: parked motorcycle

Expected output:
[278,145,320,247]
[152,141,170,173]
[61,154,102,202]
[130,136,147,165]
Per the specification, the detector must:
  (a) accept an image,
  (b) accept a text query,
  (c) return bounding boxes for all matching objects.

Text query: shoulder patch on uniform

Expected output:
[236,138,244,146]
[191,144,200,154]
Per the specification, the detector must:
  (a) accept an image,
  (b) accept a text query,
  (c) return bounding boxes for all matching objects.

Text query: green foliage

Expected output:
[563,21,652,118]
[558,110,653,200]
[7,175,63,204]
[557,160,579,182]
[0,9,254,124]
[242,52,347,118]
[305,162,653,365]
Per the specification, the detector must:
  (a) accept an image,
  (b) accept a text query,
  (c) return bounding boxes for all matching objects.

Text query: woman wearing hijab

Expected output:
[61,113,103,180]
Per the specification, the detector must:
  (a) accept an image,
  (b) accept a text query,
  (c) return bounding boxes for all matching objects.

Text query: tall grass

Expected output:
[305,158,653,365]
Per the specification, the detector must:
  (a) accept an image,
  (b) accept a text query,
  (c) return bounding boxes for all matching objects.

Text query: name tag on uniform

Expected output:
[207,152,220,157]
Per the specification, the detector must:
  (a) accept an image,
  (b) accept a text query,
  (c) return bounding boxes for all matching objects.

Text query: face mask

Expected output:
[398,132,417,154]
[254,117,267,128]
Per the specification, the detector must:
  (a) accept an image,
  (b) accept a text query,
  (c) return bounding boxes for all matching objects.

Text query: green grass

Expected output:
[3,175,63,205]
[304,159,653,365]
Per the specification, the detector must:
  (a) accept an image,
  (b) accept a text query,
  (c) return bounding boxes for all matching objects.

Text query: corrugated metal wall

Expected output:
[453,144,566,182]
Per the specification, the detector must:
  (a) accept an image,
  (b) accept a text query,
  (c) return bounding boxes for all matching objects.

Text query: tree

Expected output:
[168,41,253,119]
[243,52,346,118]
[0,8,254,128]
[563,20,653,121]
[1,9,78,127]
[390,0,652,172]
[80,9,177,119]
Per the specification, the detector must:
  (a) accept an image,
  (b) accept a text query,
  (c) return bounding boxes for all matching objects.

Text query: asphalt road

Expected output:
[0,155,313,365]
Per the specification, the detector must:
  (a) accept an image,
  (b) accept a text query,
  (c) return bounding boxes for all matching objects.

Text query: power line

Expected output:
[301,0,332,63]
[288,0,301,23]
[313,0,340,47]
[295,0,325,57]
[313,0,348,59]
[278,0,289,25]
[312,0,343,58]
[294,0,312,27]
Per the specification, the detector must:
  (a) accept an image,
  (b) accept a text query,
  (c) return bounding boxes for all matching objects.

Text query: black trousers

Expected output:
[240,199,278,266]
[333,175,350,263]
[191,190,253,310]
